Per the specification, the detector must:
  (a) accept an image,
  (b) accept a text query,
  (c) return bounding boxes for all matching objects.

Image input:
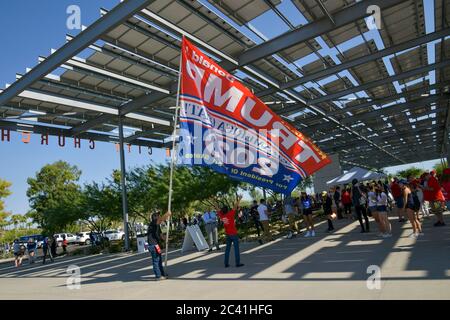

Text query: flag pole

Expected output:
[164,46,183,269]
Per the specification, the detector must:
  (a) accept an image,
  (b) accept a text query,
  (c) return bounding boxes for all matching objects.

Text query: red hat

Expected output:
[430,170,436,175]
[443,168,450,175]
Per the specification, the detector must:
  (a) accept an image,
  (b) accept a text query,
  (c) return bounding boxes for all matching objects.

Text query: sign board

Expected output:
[137,237,148,253]
[181,225,209,253]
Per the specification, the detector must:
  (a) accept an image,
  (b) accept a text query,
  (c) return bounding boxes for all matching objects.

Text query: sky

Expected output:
[0,0,442,215]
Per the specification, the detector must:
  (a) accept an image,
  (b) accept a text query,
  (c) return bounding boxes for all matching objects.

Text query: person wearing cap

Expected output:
[351,179,370,233]
[423,171,446,226]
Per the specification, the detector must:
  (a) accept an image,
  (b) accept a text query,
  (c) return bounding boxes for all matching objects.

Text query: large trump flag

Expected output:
[177,37,330,194]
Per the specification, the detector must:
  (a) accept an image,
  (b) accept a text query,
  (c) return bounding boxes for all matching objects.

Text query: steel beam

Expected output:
[342,95,442,124]
[257,28,450,98]
[70,91,171,134]
[305,94,441,132]
[309,60,450,105]
[14,89,170,134]
[236,0,406,66]
[287,81,450,124]
[0,0,155,106]
[67,34,179,81]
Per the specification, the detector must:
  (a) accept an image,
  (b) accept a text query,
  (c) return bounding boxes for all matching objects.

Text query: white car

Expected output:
[104,229,125,241]
[76,232,92,245]
[54,233,77,246]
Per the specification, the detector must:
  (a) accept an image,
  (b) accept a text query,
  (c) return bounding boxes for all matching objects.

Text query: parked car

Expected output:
[76,232,92,245]
[19,235,45,248]
[53,233,77,246]
[103,229,125,241]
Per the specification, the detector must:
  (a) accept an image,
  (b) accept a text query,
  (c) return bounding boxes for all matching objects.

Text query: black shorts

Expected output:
[407,204,420,211]
[303,208,313,216]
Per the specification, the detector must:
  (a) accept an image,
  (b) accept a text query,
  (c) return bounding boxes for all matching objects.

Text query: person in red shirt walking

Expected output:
[217,195,244,268]
[341,188,352,219]
[424,170,446,226]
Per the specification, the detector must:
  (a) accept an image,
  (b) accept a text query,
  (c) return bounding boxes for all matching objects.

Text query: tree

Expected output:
[10,214,26,229]
[27,161,84,234]
[125,165,242,221]
[0,179,12,232]
[396,167,424,179]
[78,182,122,234]
[248,186,263,202]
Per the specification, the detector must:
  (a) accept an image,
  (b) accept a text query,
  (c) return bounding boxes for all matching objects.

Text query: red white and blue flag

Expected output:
[178,37,330,194]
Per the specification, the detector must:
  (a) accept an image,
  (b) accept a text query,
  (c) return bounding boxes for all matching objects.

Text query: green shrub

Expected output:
[108,242,123,253]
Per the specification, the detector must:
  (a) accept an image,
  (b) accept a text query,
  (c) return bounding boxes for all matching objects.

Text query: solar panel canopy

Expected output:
[0,0,449,170]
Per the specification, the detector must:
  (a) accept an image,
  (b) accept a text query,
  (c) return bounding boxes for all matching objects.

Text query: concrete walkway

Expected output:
[0,215,449,300]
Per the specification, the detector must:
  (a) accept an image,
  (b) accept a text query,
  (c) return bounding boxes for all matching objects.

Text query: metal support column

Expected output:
[118,116,130,251]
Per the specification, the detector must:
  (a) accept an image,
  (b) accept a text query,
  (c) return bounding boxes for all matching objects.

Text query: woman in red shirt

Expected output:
[425,171,446,227]
[341,188,352,219]
[441,168,450,211]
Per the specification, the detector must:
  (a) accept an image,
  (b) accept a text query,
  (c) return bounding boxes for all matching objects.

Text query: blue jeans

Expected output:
[224,235,240,266]
[149,245,166,278]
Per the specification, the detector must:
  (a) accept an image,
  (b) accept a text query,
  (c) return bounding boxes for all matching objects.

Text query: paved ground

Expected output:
[1,214,450,300]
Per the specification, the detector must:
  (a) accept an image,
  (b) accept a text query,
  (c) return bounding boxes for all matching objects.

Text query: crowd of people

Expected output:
[146,168,450,281]
[8,169,449,281]
[12,235,64,268]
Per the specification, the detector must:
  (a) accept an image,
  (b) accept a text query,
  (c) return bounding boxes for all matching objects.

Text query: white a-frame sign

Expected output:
[181,225,209,253]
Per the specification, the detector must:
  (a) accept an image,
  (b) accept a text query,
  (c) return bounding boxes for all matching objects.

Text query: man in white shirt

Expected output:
[257,199,273,243]
[202,210,220,252]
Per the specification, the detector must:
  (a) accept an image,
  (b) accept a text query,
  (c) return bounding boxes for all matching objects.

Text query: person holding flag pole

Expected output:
[161,35,330,272]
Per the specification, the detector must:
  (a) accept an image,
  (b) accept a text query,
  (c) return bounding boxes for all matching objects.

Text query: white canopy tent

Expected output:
[326,167,386,186]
